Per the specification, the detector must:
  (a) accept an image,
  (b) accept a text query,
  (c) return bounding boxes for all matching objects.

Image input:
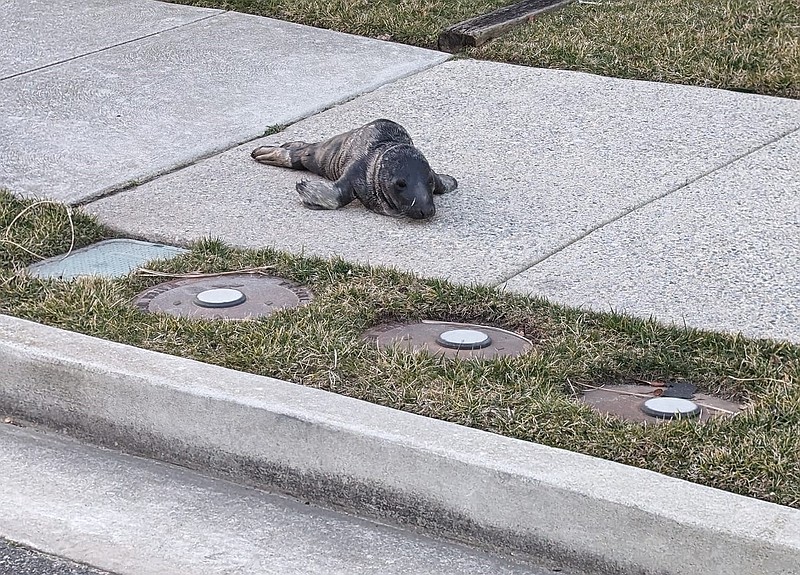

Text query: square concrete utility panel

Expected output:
[0,5,447,204]
[27,239,187,280]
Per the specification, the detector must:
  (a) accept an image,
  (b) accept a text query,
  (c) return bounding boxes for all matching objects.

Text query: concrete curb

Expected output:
[1,314,798,575]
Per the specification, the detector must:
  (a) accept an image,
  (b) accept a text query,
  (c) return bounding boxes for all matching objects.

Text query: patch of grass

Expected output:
[171,0,517,48]
[1,193,798,508]
[263,124,289,137]
[470,0,800,99]
[174,0,799,98]
[0,191,110,269]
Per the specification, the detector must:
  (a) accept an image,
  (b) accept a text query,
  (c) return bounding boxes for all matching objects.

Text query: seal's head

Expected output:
[378,145,437,220]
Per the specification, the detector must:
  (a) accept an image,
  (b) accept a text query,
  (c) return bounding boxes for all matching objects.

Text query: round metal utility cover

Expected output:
[363,321,531,359]
[581,384,740,424]
[194,288,247,308]
[437,329,492,350]
[641,397,701,419]
[134,274,312,320]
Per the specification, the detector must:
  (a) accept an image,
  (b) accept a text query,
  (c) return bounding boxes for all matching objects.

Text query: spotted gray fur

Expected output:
[251,119,458,220]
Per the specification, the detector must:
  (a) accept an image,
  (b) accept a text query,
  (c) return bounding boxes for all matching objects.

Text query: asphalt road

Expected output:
[0,538,114,575]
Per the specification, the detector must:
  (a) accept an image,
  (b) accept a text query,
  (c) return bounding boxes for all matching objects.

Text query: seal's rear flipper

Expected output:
[252,142,308,169]
[433,173,458,195]
[296,179,354,211]
[251,145,292,167]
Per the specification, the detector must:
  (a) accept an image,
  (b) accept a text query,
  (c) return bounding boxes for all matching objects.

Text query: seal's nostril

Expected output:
[407,205,434,220]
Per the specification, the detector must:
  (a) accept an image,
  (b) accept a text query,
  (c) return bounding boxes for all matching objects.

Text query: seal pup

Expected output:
[251,119,458,219]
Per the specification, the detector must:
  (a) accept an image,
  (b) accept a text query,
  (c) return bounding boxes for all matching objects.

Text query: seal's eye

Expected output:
[395,179,407,189]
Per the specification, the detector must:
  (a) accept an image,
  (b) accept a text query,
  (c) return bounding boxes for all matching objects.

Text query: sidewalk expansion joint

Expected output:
[0,11,225,83]
[73,124,293,208]
[76,58,452,208]
[492,124,800,288]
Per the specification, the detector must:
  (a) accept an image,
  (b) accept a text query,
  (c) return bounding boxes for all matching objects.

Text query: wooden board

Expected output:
[438,0,575,53]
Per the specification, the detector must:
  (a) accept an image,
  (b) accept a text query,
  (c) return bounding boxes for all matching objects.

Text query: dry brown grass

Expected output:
[2,191,798,508]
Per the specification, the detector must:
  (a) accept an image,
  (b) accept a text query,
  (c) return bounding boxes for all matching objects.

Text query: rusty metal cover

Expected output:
[134,274,312,320]
[580,384,742,424]
[363,320,532,359]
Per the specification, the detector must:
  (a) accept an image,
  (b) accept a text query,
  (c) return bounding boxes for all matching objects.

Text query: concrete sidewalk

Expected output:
[84,60,800,342]
[2,0,798,340]
[1,0,446,203]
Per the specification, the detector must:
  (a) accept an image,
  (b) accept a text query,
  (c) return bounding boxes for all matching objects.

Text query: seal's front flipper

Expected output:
[296,179,354,211]
[433,173,458,195]
[251,142,308,169]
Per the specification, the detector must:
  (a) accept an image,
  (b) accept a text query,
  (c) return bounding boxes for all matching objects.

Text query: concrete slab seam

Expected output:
[1,314,799,575]
[75,54,452,207]
[493,124,800,287]
[74,129,280,207]
[0,11,225,83]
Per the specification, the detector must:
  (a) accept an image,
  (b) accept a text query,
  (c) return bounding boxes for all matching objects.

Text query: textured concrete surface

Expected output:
[2,314,799,575]
[0,425,558,575]
[0,10,447,204]
[0,0,220,78]
[1,537,112,575]
[85,60,800,286]
[504,128,800,342]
